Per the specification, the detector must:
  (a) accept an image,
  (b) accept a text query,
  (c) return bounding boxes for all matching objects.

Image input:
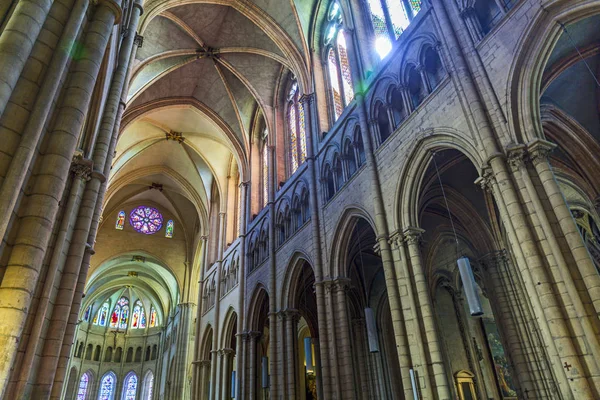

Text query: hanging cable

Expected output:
[432,152,460,257]
[558,22,600,88]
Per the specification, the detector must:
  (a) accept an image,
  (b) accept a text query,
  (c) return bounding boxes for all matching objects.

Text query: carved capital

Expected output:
[506,144,527,172]
[403,227,425,245]
[527,139,556,166]
[134,34,144,48]
[388,231,403,249]
[70,155,93,181]
[248,330,262,340]
[299,93,315,105]
[284,308,301,322]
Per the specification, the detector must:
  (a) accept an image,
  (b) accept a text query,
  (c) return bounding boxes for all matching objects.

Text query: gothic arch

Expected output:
[506,0,600,143]
[280,251,315,310]
[395,130,485,230]
[328,206,377,278]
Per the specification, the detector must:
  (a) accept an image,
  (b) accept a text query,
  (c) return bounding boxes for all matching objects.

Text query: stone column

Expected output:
[248,331,261,400]
[221,348,235,400]
[193,236,209,399]
[236,181,249,400]
[404,228,451,399]
[388,232,424,400]
[484,158,588,398]
[199,360,212,399]
[0,0,89,240]
[356,92,412,397]
[333,279,355,400]
[0,0,121,395]
[323,280,342,399]
[457,5,484,42]
[417,64,432,93]
[529,139,600,314]
[284,309,300,399]
[300,93,332,398]
[0,0,53,119]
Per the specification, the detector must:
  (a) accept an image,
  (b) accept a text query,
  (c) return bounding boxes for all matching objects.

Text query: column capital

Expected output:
[70,155,93,181]
[474,166,495,193]
[527,139,556,166]
[388,231,403,248]
[299,93,316,105]
[98,0,123,24]
[403,227,425,244]
[283,308,301,321]
[222,348,235,355]
[248,330,262,340]
[200,235,209,242]
[506,144,527,171]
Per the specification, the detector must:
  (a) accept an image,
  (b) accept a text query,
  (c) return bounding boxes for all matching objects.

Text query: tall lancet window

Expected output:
[366,0,421,58]
[110,296,129,329]
[131,300,146,329]
[122,373,138,400]
[94,301,109,326]
[262,130,269,208]
[98,372,116,400]
[325,1,355,121]
[287,80,307,174]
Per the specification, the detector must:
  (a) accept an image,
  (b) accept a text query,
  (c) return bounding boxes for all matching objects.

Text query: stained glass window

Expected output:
[132,300,146,329]
[367,0,392,58]
[77,372,90,400]
[289,104,298,172]
[142,371,154,400]
[328,48,343,119]
[98,372,116,400]
[325,2,354,121]
[122,373,138,400]
[83,305,92,322]
[110,297,129,329]
[149,306,157,327]
[94,301,109,326]
[287,80,308,175]
[115,211,125,230]
[262,142,269,207]
[410,0,421,14]
[165,220,174,238]
[337,30,354,105]
[129,206,163,235]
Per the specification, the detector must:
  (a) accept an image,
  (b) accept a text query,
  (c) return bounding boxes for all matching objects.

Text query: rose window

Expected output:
[129,206,163,234]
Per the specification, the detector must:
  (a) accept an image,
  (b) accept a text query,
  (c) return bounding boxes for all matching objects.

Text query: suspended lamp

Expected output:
[304,337,314,373]
[261,356,269,388]
[356,223,380,353]
[231,371,236,398]
[432,152,484,317]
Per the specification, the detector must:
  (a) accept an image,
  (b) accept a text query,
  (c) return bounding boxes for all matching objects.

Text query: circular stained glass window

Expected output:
[129,206,163,234]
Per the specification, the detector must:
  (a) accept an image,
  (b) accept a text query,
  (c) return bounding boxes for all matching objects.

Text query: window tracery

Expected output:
[122,373,138,400]
[129,206,163,235]
[98,372,116,400]
[131,300,146,329]
[76,372,90,400]
[94,301,110,326]
[110,297,129,329]
[325,1,355,121]
[287,81,307,174]
[365,0,421,58]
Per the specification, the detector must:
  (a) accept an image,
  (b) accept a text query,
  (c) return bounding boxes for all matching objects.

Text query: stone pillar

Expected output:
[284,309,299,399]
[333,279,355,400]
[529,139,600,314]
[417,64,432,93]
[193,236,209,399]
[300,92,332,398]
[484,157,589,398]
[0,0,121,395]
[0,0,89,240]
[236,181,249,400]
[457,5,484,42]
[323,280,342,399]
[221,348,235,400]
[199,360,212,399]
[248,331,261,400]
[0,0,53,119]
[355,91,412,397]
[404,228,451,399]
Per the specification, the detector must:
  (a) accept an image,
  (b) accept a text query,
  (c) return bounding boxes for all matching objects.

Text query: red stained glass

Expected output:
[289,104,299,173]
[328,48,343,119]
[298,101,307,163]
[129,206,163,235]
[337,30,354,106]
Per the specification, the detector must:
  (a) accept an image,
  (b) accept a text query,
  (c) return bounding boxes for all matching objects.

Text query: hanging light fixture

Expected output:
[432,152,484,317]
[231,371,236,398]
[356,223,380,353]
[304,337,314,373]
[261,356,269,389]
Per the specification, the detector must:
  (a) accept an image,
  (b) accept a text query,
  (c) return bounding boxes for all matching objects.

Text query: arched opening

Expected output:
[375,102,392,144]
[287,260,322,400]
[221,311,238,399]
[390,87,407,128]
[63,367,78,400]
[417,149,521,399]
[342,218,403,399]
[199,326,213,399]
[407,65,425,109]
[422,47,445,91]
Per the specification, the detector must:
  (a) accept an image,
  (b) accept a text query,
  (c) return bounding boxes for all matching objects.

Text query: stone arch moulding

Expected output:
[506,0,600,144]
[394,129,485,230]
[279,251,315,310]
[246,284,269,330]
[220,307,238,349]
[327,205,378,278]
